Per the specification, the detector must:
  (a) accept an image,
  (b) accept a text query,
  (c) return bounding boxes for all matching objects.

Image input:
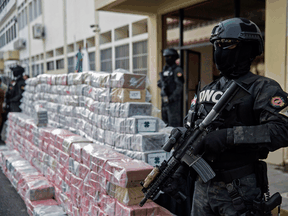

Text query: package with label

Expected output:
[98,87,110,103]
[119,102,152,118]
[18,175,55,201]
[125,116,165,134]
[62,136,92,154]
[111,88,146,103]
[70,142,92,163]
[131,132,168,152]
[103,159,153,188]
[110,71,146,89]
[81,143,108,167]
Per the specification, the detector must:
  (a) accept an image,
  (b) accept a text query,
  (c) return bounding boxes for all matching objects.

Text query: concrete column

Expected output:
[147,13,162,117]
[265,0,287,165]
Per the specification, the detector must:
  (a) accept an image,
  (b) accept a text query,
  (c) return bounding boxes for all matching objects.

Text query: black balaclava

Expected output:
[165,55,177,66]
[214,41,254,78]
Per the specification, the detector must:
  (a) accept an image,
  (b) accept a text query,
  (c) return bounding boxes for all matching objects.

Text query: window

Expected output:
[24,7,27,26]
[29,2,33,22]
[68,57,74,73]
[41,63,44,74]
[56,59,64,69]
[32,64,36,77]
[100,48,112,72]
[89,52,95,71]
[47,61,54,70]
[18,12,22,30]
[115,44,129,71]
[133,40,148,75]
[33,0,37,18]
[13,23,16,38]
[38,0,41,16]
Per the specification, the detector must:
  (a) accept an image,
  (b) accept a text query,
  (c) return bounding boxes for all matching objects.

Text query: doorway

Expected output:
[183,49,201,116]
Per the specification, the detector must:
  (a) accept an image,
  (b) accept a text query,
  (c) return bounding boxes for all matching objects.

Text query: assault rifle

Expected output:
[139,81,248,207]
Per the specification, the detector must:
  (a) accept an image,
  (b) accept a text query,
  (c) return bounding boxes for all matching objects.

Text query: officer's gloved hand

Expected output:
[193,129,233,156]
[161,165,187,203]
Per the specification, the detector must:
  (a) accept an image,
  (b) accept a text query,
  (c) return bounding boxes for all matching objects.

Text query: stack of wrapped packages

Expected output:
[1,70,175,216]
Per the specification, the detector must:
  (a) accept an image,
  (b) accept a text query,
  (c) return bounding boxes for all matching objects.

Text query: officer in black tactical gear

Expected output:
[162,18,288,216]
[157,48,184,127]
[8,65,26,112]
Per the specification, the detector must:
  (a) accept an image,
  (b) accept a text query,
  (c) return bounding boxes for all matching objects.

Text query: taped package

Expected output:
[111,88,146,103]
[33,204,66,216]
[103,159,153,188]
[110,71,146,89]
[62,136,92,154]
[115,201,163,216]
[67,73,83,85]
[70,142,92,163]
[106,182,148,206]
[119,102,152,118]
[131,132,168,152]
[125,116,165,134]
[25,199,58,216]
[18,175,55,201]
[90,72,111,88]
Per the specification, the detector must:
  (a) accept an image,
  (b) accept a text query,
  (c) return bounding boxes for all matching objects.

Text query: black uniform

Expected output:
[158,64,184,127]
[162,18,288,216]
[8,76,25,112]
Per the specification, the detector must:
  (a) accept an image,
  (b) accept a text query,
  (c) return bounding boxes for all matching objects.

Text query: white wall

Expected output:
[99,11,146,34]
[43,0,64,51]
[66,0,95,46]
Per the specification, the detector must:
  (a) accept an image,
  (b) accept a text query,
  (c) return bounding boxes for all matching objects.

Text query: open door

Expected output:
[183,50,201,116]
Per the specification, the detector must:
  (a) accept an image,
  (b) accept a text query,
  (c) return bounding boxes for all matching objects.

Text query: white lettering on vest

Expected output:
[199,90,223,103]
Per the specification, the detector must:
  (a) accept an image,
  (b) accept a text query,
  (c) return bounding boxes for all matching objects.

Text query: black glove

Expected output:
[193,129,233,156]
[161,166,187,203]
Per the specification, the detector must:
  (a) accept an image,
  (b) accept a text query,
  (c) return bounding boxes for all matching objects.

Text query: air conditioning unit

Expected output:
[13,38,26,50]
[32,24,45,39]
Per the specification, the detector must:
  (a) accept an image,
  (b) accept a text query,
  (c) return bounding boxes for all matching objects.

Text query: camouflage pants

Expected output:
[191,174,262,216]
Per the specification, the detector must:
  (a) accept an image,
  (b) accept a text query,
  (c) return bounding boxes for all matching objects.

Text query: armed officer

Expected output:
[8,65,26,112]
[157,48,184,127]
[162,18,288,216]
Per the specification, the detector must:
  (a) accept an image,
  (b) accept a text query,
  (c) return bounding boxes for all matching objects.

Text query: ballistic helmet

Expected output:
[210,18,264,57]
[163,48,179,59]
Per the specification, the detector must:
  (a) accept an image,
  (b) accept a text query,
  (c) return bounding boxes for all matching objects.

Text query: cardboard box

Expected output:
[111,72,146,89]
[111,88,146,103]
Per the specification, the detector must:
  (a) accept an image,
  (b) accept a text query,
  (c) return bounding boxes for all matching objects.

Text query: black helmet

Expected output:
[210,18,263,57]
[10,65,25,77]
[163,48,179,59]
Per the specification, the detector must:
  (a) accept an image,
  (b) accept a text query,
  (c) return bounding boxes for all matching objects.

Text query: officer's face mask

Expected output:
[165,56,176,66]
[214,40,253,78]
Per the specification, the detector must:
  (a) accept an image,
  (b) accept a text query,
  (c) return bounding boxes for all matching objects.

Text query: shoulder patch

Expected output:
[270,96,285,108]
[177,72,182,77]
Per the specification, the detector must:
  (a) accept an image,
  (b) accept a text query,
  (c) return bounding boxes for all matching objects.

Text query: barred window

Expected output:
[89,52,95,71]
[133,40,148,75]
[41,63,44,74]
[47,61,54,70]
[32,65,36,77]
[36,64,39,75]
[68,57,74,73]
[115,44,129,71]
[101,48,112,72]
[56,59,64,69]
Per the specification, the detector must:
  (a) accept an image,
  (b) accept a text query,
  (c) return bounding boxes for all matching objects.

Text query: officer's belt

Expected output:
[213,164,255,183]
